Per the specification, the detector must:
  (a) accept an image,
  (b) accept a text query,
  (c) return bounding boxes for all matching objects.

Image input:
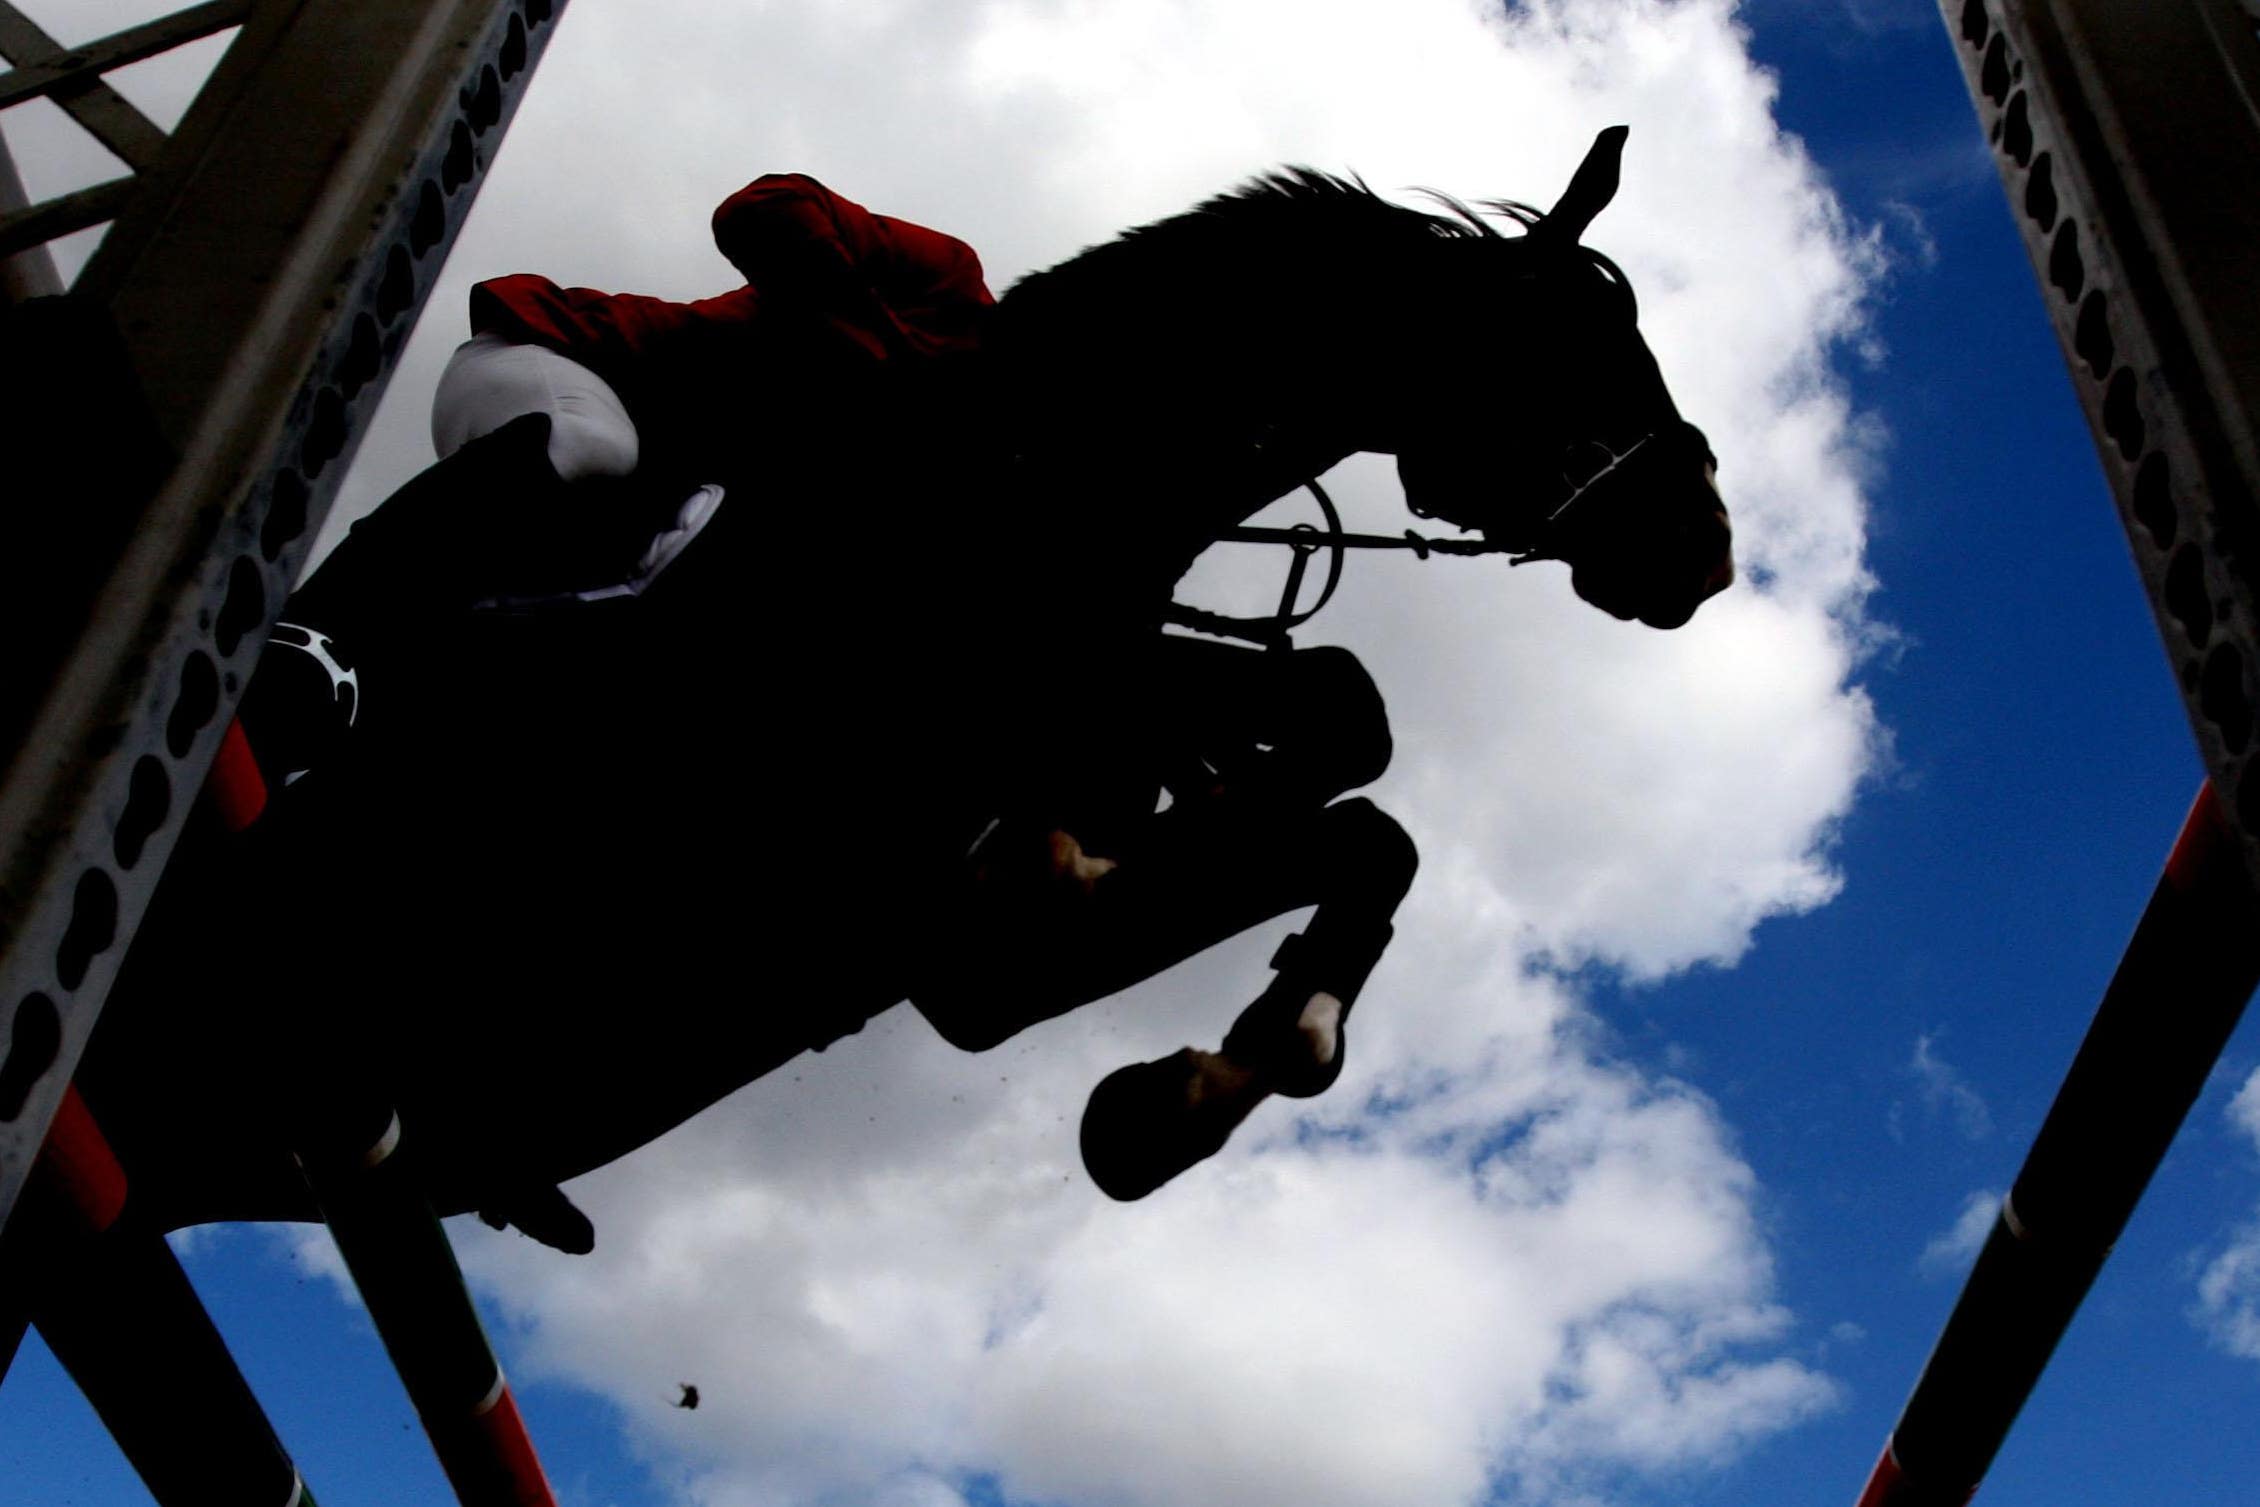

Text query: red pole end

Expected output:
[2163,781,2232,893]
[32,1084,129,1234]
[1853,1437,1980,1507]
[1855,1440,1908,1507]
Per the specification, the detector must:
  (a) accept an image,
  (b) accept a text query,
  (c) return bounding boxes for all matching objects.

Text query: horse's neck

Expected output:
[999,267,1394,512]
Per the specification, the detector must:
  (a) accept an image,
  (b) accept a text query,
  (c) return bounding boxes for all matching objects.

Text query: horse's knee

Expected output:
[1294,646,1393,789]
[1320,796,1419,905]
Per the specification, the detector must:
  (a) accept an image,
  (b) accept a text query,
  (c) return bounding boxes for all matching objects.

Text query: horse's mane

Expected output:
[992,167,1633,361]
[1000,169,1497,319]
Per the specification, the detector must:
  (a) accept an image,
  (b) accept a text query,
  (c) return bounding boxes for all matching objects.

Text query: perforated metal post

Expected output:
[0,0,570,1241]
[1938,0,2260,880]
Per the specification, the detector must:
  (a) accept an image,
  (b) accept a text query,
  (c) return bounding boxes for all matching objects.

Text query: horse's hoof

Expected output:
[1079,1051,1238,1201]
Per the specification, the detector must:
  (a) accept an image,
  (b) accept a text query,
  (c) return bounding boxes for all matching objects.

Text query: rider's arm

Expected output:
[467,275,759,377]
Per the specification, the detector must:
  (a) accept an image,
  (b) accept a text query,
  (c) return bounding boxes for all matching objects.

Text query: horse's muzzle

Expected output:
[1567,480,1733,629]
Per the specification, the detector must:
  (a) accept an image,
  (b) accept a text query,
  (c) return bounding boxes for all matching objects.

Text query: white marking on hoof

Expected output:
[1297,991,1343,1067]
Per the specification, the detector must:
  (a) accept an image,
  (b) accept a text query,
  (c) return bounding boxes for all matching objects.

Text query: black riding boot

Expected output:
[286,412,625,641]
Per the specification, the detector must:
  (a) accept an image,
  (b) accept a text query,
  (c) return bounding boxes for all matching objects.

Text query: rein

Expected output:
[1163,478,1523,649]
[1165,424,1679,649]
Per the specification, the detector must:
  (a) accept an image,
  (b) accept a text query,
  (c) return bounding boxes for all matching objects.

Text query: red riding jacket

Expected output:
[468,173,995,399]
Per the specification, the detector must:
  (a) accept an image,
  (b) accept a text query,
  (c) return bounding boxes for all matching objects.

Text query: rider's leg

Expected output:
[285,412,571,637]
[295,337,641,628]
[244,344,655,782]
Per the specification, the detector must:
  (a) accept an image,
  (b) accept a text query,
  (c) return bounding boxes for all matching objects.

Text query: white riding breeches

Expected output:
[431,332,641,483]
[427,333,723,607]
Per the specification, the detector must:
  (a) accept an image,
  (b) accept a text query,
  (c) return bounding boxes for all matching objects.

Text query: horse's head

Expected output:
[1391,128,1733,630]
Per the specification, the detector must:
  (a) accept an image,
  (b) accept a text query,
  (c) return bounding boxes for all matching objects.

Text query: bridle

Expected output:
[1163,419,1712,649]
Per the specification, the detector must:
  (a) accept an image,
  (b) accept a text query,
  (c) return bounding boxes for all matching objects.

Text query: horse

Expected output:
[74,127,1732,1242]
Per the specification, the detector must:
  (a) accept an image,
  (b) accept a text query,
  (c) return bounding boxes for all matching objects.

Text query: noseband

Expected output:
[1516,419,1715,563]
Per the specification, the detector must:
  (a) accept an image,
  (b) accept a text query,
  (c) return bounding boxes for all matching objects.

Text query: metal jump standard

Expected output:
[0,3,572,1501]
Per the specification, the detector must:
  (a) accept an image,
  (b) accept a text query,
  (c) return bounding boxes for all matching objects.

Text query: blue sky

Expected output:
[1670,5,2255,1503]
[6,2,2258,1504]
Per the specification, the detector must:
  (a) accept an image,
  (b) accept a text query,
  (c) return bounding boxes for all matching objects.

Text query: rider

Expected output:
[241,174,997,788]
[280,174,994,639]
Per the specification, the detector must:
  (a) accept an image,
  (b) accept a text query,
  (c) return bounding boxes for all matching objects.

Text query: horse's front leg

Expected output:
[913,792,1410,1037]
[908,793,1416,1197]
[1073,795,1416,1200]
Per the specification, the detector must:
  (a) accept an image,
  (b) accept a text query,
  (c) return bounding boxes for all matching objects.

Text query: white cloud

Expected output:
[1905,1032,1992,1141]
[1916,1189,1998,1279]
[2192,1067,2260,1360]
[2194,1220,2260,1362]
[2230,1064,2260,1148]
[81,0,1892,1501]
[460,971,1838,1507]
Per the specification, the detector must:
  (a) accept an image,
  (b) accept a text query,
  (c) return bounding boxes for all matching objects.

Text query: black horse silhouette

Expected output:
[78,129,1731,1237]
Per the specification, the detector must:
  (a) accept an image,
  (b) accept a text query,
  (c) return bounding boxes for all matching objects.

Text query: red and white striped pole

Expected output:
[1854,785,2260,1504]
[4,1084,319,1506]
[296,1107,556,1507]
[201,715,556,1505]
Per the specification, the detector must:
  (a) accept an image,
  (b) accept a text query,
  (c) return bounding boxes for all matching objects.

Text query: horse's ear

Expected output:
[1541,125,1629,245]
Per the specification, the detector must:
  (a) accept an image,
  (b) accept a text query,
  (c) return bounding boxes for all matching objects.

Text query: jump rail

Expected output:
[1854,785,2260,1503]
[4,1086,319,1506]
[300,1102,554,1505]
